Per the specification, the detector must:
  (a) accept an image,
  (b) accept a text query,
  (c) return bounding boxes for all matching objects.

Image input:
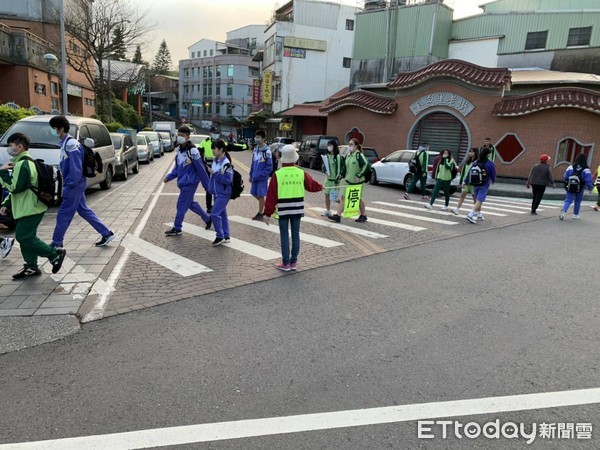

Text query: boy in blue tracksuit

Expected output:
[207,139,233,246]
[560,153,594,220]
[163,125,211,236]
[249,129,272,221]
[49,115,115,248]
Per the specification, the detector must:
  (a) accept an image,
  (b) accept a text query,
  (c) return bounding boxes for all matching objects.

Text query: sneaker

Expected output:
[1,237,15,258]
[559,210,565,220]
[466,215,478,224]
[451,207,460,215]
[205,219,212,230]
[275,263,291,272]
[355,215,367,222]
[328,214,341,223]
[321,210,332,217]
[422,195,430,200]
[50,248,66,274]
[424,203,432,210]
[165,228,182,236]
[252,213,263,221]
[441,206,448,211]
[531,211,537,215]
[573,215,580,220]
[289,263,297,271]
[212,237,224,246]
[477,214,485,221]
[403,192,410,200]
[224,237,231,243]
[95,231,115,247]
[12,267,42,280]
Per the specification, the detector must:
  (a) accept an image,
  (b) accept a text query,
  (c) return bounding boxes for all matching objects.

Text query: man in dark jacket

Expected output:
[526,154,555,215]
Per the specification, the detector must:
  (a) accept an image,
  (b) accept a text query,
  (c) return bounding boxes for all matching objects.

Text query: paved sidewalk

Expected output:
[490,178,597,201]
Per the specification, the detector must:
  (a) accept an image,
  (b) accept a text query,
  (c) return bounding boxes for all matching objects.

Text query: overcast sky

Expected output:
[134,0,487,67]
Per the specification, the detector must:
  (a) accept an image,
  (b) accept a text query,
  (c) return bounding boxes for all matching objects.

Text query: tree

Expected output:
[152,39,172,75]
[111,25,127,61]
[63,0,153,119]
[132,45,144,65]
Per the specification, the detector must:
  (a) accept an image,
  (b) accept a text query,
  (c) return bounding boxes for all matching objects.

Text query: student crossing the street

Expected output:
[452,147,478,215]
[559,153,594,220]
[207,139,233,246]
[465,147,496,224]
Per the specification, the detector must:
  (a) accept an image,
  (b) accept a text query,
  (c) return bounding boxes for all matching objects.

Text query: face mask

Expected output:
[7,146,19,157]
[50,128,58,137]
[176,136,186,144]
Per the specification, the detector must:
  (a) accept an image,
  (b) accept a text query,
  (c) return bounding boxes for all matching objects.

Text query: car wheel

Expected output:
[132,160,139,174]
[121,162,128,180]
[403,173,414,189]
[100,166,113,190]
[369,169,378,185]
[150,152,154,162]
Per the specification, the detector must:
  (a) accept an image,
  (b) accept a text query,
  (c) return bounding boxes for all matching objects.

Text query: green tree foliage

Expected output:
[110,99,142,128]
[112,26,127,61]
[151,39,172,75]
[0,106,35,134]
[104,122,124,132]
[132,45,144,64]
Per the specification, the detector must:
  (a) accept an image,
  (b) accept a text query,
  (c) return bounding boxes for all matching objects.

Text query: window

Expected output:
[215,84,221,96]
[227,84,233,96]
[210,49,213,56]
[184,68,189,77]
[51,98,59,110]
[273,82,281,101]
[51,82,58,95]
[495,133,525,163]
[567,27,592,47]
[216,65,221,77]
[203,102,211,114]
[203,66,208,78]
[226,103,233,115]
[346,19,354,31]
[227,65,234,77]
[556,137,593,165]
[191,52,195,58]
[343,57,352,68]
[203,50,207,57]
[525,31,548,50]
[207,66,212,78]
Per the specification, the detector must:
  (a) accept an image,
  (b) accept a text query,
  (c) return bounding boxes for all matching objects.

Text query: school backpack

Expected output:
[409,151,423,174]
[22,156,63,207]
[565,166,583,193]
[228,164,244,200]
[357,152,372,183]
[66,136,102,178]
[467,163,487,186]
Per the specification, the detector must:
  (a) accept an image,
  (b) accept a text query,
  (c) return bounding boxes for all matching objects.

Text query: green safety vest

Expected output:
[201,140,214,158]
[276,166,305,216]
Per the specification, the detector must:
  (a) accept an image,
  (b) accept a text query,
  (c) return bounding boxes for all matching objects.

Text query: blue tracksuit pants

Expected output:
[211,195,230,239]
[52,182,110,247]
[174,184,209,231]
[562,190,585,215]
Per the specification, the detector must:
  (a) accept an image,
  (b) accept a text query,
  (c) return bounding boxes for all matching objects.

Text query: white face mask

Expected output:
[7,146,19,157]
[176,136,186,144]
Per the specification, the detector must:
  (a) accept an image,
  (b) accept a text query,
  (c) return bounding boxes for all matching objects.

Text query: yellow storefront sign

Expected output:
[262,71,273,104]
[342,184,363,218]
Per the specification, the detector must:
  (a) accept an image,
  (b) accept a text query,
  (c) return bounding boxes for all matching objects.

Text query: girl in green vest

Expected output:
[321,140,344,217]
[452,147,478,215]
[425,149,456,211]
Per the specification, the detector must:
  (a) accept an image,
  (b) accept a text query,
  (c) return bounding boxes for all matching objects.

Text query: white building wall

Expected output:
[188,39,221,59]
[448,38,500,68]
[227,25,266,52]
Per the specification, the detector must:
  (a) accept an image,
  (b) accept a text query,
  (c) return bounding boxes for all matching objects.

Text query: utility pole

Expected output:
[60,0,68,114]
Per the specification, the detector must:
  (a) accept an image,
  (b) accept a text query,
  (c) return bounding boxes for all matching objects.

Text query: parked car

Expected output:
[138,131,164,158]
[110,132,139,180]
[339,145,380,164]
[158,131,173,152]
[270,136,294,153]
[369,149,459,194]
[297,135,339,170]
[136,135,154,164]
[0,115,116,190]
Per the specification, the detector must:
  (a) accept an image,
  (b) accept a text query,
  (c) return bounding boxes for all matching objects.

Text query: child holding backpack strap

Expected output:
[425,149,456,211]
[465,147,496,224]
[559,153,594,220]
[207,139,233,246]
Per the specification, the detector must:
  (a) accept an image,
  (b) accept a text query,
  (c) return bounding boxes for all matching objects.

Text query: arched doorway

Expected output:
[410,111,470,162]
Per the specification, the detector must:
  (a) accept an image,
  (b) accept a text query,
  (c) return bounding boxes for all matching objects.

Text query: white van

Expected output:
[0,116,116,189]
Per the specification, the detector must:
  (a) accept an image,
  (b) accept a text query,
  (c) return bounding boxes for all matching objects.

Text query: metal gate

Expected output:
[411,112,470,162]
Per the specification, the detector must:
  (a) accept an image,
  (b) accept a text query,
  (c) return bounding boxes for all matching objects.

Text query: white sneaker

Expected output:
[321,210,332,217]
[573,215,580,220]
[559,211,565,220]
[441,206,448,211]
[477,214,485,221]
[424,203,433,210]
[451,207,460,215]
[1,237,14,258]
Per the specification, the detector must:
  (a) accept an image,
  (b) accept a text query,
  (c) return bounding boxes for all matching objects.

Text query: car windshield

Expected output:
[189,136,208,145]
[136,136,147,145]
[159,132,170,139]
[0,121,78,149]
[140,133,158,142]
[363,149,377,157]
[111,136,122,149]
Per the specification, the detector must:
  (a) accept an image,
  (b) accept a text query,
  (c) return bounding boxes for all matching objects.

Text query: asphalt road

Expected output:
[1,206,599,448]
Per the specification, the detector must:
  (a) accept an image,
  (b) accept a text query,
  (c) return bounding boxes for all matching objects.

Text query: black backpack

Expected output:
[409,151,423,174]
[68,137,102,178]
[22,156,63,207]
[228,164,244,200]
[565,166,583,193]
[468,163,488,186]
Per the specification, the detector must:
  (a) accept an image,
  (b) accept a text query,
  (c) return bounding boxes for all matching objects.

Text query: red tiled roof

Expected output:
[387,59,511,90]
[493,87,600,116]
[319,90,397,114]
[281,103,327,117]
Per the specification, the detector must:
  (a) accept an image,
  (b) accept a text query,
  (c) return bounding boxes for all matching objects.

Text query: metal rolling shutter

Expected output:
[412,112,469,162]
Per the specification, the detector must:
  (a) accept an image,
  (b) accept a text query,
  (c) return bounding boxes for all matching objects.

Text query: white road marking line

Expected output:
[436,200,525,214]
[154,193,253,197]
[229,215,344,248]
[446,198,536,211]
[5,387,600,449]
[368,205,459,225]
[486,196,559,209]
[307,208,425,232]
[171,222,281,260]
[392,200,507,217]
[302,217,389,239]
[120,234,212,276]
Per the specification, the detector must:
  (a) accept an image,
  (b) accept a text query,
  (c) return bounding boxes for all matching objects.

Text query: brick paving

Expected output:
[0,149,558,320]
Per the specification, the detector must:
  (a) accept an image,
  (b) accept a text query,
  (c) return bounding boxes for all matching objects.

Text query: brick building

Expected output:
[321,59,600,180]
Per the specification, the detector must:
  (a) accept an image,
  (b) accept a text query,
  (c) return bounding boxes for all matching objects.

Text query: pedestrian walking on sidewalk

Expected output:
[249,129,273,221]
[452,147,478,215]
[559,153,594,221]
[321,140,344,218]
[404,144,430,200]
[465,147,496,224]
[425,149,456,211]
[328,138,369,223]
[526,154,555,215]
[163,125,211,236]
[591,164,600,211]
[263,145,323,272]
[0,133,66,279]
[207,139,233,246]
[49,115,115,248]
